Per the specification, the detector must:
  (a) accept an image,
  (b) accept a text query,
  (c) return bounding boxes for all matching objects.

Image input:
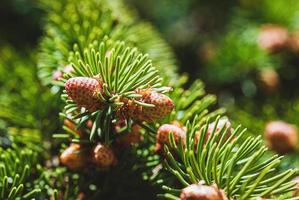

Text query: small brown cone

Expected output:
[65,77,104,112]
[258,24,289,53]
[264,121,298,154]
[258,68,280,92]
[92,143,117,169]
[180,184,227,200]
[119,89,174,122]
[195,117,233,146]
[60,143,87,171]
[76,192,85,200]
[155,123,186,153]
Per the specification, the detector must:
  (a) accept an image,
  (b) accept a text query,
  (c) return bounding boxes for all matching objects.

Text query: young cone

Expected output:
[60,143,87,171]
[155,123,186,152]
[258,24,289,53]
[65,77,103,112]
[258,68,280,93]
[92,143,117,169]
[194,117,233,145]
[180,184,227,200]
[120,89,174,122]
[264,121,298,154]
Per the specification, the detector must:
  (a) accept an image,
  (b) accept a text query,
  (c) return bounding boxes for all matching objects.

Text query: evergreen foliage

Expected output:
[0,0,298,199]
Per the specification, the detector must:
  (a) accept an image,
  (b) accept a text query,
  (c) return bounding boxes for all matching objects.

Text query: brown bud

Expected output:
[76,192,85,200]
[86,120,93,129]
[155,123,186,153]
[258,68,280,92]
[264,121,298,154]
[180,184,227,200]
[258,24,288,53]
[195,117,233,145]
[60,144,87,171]
[92,143,117,169]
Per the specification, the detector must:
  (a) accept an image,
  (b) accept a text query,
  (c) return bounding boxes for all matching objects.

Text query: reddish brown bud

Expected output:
[195,117,233,145]
[60,144,87,171]
[258,68,280,92]
[119,89,174,122]
[180,184,227,200]
[258,24,289,53]
[155,123,186,152]
[92,143,117,169]
[264,121,298,154]
[65,77,104,112]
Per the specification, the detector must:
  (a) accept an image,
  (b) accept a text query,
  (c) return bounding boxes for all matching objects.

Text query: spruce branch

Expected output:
[0,128,45,199]
[166,78,225,125]
[60,38,174,143]
[68,38,163,95]
[37,0,178,88]
[160,116,298,199]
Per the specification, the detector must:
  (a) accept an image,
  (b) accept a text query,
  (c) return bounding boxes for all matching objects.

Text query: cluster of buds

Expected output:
[180,183,227,200]
[155,117,233,154]
[65,77,174,122]
[62,76,175,169]
[60,143,117,171]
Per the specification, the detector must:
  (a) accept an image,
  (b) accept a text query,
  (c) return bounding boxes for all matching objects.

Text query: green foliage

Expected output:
[228,98,299,170]
[240,0,299,28]
[0,45,60,134]
[68,38,163,94]
[160,116,298,199]
[0,126,43,199]
[168,78,225,124]
[37,0,178,87]
[33,166,80,200]
[204,24,275,86]
[58,38,170,144]
[1,0,298,199]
